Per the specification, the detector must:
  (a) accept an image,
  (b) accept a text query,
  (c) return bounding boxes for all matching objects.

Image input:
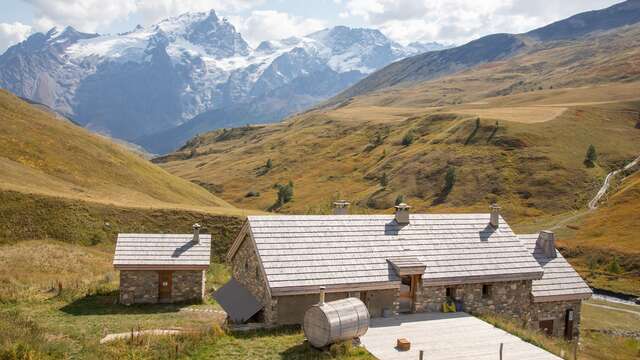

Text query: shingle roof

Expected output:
[114,233,211,268]
[387,257,427,276]
[518,234,592,302]
[244,214,543,294]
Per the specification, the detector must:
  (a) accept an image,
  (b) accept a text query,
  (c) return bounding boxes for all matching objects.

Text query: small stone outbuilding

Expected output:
[113,224,210,305]
[221,202,592,340]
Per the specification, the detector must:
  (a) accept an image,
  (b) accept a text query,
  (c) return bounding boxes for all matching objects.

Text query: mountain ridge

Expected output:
[0,12,442,154]
[327,0,640,106]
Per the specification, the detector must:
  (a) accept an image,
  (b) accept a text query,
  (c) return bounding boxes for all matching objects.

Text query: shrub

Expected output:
[271,182,293,210]
[265,159,273,169]
[245,191,260,198]
[584,145,597,167]
[380,172,389,188]
[444,167,456,194]
[607,257,622,274]
[401,131,414,146]
[394,195,405,206]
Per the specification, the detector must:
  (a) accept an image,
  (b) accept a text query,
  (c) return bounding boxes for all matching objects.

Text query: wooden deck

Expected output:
[360,312,562,360]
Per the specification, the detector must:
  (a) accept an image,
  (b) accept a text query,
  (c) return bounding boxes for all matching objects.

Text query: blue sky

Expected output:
[0,0,622,52]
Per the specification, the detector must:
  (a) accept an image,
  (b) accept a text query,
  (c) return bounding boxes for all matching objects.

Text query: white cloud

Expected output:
[339,0,620,45]
[21,0,264,33]
[0,21,32,53]
[233,10,327,46]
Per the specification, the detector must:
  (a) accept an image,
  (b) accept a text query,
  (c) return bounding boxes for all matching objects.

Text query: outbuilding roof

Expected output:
[114,233,211,269]
[232,214,543,295]
[518,234,592,302]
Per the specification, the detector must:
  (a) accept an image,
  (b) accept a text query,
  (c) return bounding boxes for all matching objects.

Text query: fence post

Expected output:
[419,350,424,360]
[499,342,503,360]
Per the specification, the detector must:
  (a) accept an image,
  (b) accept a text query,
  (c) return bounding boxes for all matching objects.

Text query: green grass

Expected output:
[188,327,374,360]
[0,191,243,262]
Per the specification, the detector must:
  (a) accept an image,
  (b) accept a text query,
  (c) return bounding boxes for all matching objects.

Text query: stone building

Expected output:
[113,224,210,305]
[221,203,591,340]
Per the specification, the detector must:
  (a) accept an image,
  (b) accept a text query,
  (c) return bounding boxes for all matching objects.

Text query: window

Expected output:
[445,287,456,299]
[482,284,492,298]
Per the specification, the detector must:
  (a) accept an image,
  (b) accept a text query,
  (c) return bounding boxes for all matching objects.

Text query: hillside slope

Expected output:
[0,89,246,215]
[329,0,640,104]
[156,22,640,220]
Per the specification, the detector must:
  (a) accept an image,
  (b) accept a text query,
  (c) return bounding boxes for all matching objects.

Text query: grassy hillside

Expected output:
[0,89,253,216]
[156,88,640,223]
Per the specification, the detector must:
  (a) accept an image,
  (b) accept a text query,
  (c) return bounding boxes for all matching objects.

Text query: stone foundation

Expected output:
[531,300,582,339]
[119,269,205,305]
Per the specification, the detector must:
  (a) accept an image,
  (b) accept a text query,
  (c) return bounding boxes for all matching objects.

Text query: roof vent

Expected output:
[536,230,557,258]
[394,203,411,225]
[192,223,201,244]
[333,200,350,215]
[489,203,501,229]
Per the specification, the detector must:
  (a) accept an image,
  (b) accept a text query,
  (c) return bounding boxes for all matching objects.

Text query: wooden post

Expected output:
[419,349,424,360]
[499,342,503,360]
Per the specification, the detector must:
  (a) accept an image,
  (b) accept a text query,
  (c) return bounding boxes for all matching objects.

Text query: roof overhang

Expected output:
[423,271,544,286]
[533,292,593,303]
[226,221,250,262]
[114,264,209,271]
[271,281,401,296]
[387,257,426,276]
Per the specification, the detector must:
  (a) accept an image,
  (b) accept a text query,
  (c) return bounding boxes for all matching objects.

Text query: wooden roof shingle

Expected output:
[243,214,543,294]
[114,233,211,269]
[518,234,592,302]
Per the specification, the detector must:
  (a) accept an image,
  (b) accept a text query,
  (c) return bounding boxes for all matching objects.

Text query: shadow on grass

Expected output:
[59,291,185,316]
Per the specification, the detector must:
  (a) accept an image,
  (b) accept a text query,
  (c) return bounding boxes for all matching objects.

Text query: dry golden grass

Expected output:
[455,106,567,123]
[0,90,258,217]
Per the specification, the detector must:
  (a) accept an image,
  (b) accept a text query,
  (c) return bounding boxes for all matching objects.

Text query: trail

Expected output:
[588,154,640,209]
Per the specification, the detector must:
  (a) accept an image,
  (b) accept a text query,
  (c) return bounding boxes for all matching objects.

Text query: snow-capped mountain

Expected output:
[0,10,442,153]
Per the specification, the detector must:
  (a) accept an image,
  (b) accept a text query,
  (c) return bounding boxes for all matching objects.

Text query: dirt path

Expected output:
[588,155,640,209]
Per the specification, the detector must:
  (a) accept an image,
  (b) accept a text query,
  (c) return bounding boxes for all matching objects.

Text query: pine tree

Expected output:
[585,144,597,167]
[395,194,405,206]
[606,257,621,274]
[266,158,273,169]
[401,130,414,146]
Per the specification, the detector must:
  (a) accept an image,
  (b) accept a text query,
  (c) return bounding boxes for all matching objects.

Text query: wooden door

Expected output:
[564,309,574,340]
[158,271,172,302]
[399,276,418,313]
[539,319,554,337]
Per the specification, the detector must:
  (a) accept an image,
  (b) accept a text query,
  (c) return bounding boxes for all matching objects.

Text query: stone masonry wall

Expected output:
[172,270,205,303]
[420,280,533,320]
[119,270,158,305]
[231,235,273,323]
[531,300,582,339]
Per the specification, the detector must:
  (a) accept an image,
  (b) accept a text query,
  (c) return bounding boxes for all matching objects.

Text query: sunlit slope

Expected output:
[157,88,640,220]
[0,89,243,214]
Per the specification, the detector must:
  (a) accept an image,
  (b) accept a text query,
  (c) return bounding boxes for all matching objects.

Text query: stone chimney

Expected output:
[333,200,350,215]
[489,203,501,229]
[319,286,326,305]
[192,223,201,244]
[394,203,411,225]
[536,230,557,258]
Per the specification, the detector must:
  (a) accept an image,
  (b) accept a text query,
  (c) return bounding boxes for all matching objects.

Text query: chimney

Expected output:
[319,286,326,305]
[333,200,350,215]
[192,223,201,244]
[394,203,411,225]
[489,203,501,229]
[536,230,557,258]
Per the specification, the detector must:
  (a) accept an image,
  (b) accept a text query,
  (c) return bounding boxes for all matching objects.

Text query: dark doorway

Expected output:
[564,309,574,340]
[539,319,554,336]
[399,276,413,313]
[158,271,173,302]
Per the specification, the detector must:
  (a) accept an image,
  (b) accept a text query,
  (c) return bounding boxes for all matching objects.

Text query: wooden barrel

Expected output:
[303,297,370,348]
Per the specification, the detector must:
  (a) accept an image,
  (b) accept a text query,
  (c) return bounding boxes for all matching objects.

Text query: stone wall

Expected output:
[119,270,158,305]
[420,280,533,320]
[172,270,205,303]
[231,235,273,323]
[531,300,582,339]
[358,289,399,318]
[119,270,205,305]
